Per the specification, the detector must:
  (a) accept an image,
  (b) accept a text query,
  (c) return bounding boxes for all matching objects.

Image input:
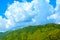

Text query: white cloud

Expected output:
[47,13,58,20]
[46,0,50,3]
[0,0,54,32]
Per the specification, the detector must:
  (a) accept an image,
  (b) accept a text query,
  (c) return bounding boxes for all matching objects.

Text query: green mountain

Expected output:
[0,23,60,40]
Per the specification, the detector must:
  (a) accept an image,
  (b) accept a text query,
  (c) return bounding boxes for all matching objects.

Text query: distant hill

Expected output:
[0,23,60,40]
[0,32,4,38]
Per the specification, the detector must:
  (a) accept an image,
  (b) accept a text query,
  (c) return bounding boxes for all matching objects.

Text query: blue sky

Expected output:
[0,0,14,18]
[49,0,56,8]
[0,0,60,32]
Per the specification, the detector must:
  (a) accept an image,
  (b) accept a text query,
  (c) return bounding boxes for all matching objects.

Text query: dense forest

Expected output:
[0,23,60,40]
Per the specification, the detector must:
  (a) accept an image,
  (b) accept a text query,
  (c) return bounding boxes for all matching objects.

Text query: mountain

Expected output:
[0,23,60,40]
[0,32,4,38]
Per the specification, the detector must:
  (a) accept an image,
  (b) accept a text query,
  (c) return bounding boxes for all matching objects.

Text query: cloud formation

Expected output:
[47,0,60,24]
[0,0,53,32]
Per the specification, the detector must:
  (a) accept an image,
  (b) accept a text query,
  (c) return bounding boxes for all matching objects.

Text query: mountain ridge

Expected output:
[0,23,60,40]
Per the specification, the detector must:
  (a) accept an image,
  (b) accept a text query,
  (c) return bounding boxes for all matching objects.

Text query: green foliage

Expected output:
[0,23,60,40]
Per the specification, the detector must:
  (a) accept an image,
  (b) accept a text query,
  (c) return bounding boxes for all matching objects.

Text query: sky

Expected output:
[0,0,60,32]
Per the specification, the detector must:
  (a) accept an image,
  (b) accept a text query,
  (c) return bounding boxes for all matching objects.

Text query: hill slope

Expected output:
[0,23,60,40]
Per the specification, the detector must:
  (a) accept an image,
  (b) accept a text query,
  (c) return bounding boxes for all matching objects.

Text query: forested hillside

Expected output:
[0,23,60,40]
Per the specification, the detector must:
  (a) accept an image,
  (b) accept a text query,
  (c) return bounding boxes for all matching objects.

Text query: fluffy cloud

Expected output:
[0,0,53,32]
